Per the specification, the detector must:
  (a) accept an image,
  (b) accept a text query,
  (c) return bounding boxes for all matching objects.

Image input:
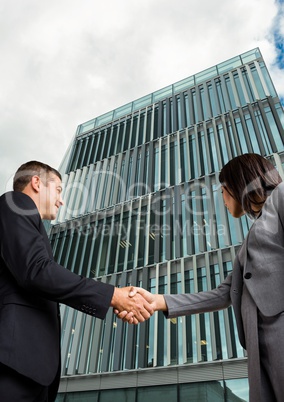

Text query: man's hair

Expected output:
[219,153,282,218]
[13,161,62,192]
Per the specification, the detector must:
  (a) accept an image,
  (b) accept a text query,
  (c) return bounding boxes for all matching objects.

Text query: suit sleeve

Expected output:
[163,273,232,318]
[0,192,114,319]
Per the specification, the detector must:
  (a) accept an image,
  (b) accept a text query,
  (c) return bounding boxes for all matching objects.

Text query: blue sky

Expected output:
[0,0,283,194]
[274,0,284,67]
[273,0,284,102]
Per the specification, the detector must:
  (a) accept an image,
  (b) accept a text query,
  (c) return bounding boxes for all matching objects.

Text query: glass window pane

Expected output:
[259,61,276,97]
[161,144,168,188]
[208,84,218,117]
[207,127,218,172]
[184,269,198,362]
[189,134,198,179]
[241,47,261,64]
[157,275,167,366]
[250,64,266,99]
[241,69,254,102]
[145,109,152,142]
[137,205,147,267]
[216,80,226,113]
[200,86,209,120]
[79,119,96,134]
[170,140,178,185]
[254,110,272,154]
[65,390,99,401]
[225,378,249,401]
[100,388,136,402]
[195,66,217,84]
[233,73,246,106]
[264,106,284,151]
[234,117,249,154]
[154,147,160,191]
[137,385,177,402]
[173,76,194,93]
[184,93,191,127]
[276,103,284,131]
[55,394,65,402]
[113,103,132,119]
[225,76,237,110]
[179,381,224,402]
[133,94,152,111]
[218,55,242,74]
[213,183,225,249]
[192,90,198,123]
[244,114,260,154]
[217,124,229,166]
[96,111,113,127]
[127,210,137,270]
[108,215,119,274]
[153,85,172,102]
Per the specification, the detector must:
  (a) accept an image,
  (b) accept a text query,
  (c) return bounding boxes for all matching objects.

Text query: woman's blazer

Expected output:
[164,182,284,350]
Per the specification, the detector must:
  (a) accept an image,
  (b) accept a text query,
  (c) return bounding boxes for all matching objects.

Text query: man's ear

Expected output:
[30,175,41,192]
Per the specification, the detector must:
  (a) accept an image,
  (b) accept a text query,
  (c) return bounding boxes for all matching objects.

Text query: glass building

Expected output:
[50,48,284,401]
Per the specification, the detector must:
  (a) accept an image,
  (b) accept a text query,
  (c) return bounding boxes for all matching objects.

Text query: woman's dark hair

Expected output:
[219,154,282,218]
[13,161,62,192]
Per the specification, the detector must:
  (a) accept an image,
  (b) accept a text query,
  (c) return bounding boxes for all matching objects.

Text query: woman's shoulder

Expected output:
[270,181,284,204]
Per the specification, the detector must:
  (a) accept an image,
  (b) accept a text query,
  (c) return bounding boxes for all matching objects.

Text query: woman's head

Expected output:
[219,154,282,218]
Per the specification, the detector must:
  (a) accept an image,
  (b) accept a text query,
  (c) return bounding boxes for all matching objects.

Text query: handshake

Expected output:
[111,286,167,324]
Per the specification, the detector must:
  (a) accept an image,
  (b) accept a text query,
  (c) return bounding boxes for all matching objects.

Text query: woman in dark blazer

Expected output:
[123,153,284,402]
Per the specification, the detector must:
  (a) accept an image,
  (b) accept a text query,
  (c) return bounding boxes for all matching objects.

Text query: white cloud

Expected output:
[0,0,283,194]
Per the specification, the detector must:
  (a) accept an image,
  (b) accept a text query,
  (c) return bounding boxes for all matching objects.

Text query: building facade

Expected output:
[50,48,284,401]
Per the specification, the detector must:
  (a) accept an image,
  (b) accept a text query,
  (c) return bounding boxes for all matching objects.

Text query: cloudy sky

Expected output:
[1,0,283,194]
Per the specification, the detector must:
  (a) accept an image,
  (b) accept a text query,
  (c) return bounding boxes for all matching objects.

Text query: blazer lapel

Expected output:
[237,234,248,271]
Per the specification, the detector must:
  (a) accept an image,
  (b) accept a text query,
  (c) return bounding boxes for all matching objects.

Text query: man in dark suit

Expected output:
[0,161,153,402]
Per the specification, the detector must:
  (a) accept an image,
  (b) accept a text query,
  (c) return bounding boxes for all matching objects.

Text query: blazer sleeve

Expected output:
[0,192,114,319]
[163,273,232,318]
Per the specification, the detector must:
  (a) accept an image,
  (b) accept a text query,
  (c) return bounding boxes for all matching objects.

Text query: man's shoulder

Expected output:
[1,191,32,205]
[0,191,39,217]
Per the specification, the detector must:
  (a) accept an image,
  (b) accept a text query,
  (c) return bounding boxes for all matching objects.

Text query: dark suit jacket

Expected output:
[164,181,284,350]
[0,191,114,386]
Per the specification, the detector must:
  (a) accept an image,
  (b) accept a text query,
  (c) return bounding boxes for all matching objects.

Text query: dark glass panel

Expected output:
[225,76,237,110]
[108,215,119,274]
[100,388,135,402]
[241,68,254,102]
[250,64,266,99]
[137,384,177,402]
[179,382,224,402]
[123,118,131,151]
[138,112,145,145]
[233,72,246,106]
[131,115,138,148]
[145,109,152,142]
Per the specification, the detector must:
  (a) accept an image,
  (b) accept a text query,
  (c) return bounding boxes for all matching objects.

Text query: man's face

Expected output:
[38,173,63,220]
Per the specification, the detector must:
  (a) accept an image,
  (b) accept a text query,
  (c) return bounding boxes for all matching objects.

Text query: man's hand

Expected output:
[111,286,154,324]
[114,287,167,323]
